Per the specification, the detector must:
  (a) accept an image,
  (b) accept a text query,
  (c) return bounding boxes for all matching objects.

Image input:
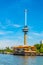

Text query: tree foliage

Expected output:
[0,47,13,53]
[34,43,43,53]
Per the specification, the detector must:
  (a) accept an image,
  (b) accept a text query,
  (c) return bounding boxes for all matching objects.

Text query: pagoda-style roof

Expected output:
[13,45,35,49]
[13,45,29,48]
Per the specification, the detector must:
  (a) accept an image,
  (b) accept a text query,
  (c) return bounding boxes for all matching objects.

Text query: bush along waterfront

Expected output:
[0,47,13,54]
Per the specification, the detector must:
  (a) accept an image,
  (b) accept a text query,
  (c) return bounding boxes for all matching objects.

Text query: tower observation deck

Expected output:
[23,9,28,45]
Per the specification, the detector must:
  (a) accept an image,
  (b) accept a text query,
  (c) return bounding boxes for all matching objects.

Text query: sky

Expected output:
[0,0,43,48]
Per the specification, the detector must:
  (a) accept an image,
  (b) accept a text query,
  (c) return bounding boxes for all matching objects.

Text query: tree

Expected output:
[5,47,13,52]
[34,43,43,53]
[39,47,43,53]
[34,44,40,50]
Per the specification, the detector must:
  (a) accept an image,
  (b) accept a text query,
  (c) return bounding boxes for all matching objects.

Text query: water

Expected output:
[0,54,43,65]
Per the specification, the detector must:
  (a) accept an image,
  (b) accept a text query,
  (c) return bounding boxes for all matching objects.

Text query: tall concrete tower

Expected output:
[23,9,28,45]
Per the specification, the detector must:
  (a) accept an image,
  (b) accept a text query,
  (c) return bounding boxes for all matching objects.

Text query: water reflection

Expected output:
[22,56,29,65]
[19,56,36,65]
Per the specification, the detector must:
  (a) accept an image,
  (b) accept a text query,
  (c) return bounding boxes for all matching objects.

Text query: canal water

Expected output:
[0,54,43,65]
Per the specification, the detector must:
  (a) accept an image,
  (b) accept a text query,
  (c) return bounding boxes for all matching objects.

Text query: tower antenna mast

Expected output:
[25,9,27,26]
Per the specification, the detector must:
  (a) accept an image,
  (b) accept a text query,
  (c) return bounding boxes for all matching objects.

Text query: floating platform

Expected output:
[13,51,36,56]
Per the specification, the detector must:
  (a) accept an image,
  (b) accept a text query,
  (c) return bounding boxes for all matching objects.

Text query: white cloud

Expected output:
[0,31,5,35]
[32,32,43,36]
[0,30,14,35]
[6,19,21,28]
[6,31,14,34]
[32,32,40,36]
[0,19,22,29]
[0,39,23,49]
[29,36,33,39]
[27,31,43,45]
[0,40,15,49]
[12,24,21,28]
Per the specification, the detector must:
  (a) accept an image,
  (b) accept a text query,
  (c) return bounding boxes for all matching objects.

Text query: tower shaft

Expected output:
[24,32,27,45]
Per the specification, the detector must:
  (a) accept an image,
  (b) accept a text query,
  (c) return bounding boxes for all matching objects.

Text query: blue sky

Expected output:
[0,0,43,48]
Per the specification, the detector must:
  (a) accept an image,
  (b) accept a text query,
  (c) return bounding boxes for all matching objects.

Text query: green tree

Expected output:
[5,47,13,52]
[39,47,43,53]
[34,44,40,50]
[34,43,43,53]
